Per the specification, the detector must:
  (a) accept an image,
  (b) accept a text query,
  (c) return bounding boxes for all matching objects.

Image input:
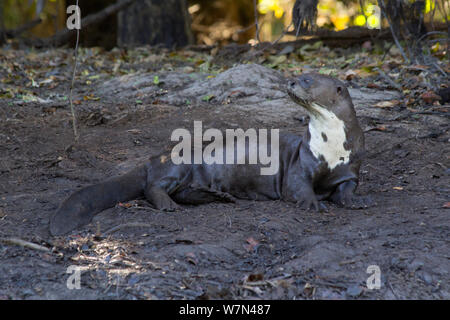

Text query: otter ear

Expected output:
[337,86,343,95]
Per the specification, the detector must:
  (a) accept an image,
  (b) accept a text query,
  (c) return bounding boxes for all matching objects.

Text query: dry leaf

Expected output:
[367,83,380,89]
[118,202,132,208]
[421,91,441,104]
[344,70,357,80]
[244,237,259,252]
[374,100,399,108]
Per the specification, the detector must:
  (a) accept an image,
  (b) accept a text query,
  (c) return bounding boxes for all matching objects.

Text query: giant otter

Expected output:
[50,73,370,236]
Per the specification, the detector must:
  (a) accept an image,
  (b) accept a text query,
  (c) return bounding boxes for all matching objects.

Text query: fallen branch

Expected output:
[0,237,50,252]
[283,23,447,46]
[4,18,43,39]
[285,26,391,40]
[38,0,137,47]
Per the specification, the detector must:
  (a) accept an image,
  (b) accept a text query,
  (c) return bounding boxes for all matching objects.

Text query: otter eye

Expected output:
[337,86,343,94]
[299,76,313,89]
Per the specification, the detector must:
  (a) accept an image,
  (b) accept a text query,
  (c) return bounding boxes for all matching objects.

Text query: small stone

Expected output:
[346,285,363,297]
[418,271,433,285]
[127,275,139,286]
[183,66,194,73]
[407,259,424,273]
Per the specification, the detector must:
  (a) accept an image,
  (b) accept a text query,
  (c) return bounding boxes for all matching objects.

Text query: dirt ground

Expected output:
[0,47,448,300]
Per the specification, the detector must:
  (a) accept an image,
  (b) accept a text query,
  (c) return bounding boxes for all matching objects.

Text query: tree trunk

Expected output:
[0,0,5,44]
[117,0,193,48]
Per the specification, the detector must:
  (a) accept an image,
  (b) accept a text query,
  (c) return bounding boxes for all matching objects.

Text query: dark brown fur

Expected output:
[50,74,371,236]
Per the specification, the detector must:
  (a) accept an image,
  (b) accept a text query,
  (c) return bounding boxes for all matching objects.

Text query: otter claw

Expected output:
[296,198,327,212]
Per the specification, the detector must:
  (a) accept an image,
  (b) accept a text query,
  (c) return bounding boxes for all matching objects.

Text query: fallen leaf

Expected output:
[246,274,264,282]
[367,83,380,89]
[39,78,53,86]
[362,41,372,50]
[421,91,441,104]
[374,100,399,108]
[202,95,214,102]
[118,202,133,208]
[344,70,357,80]
[127,129,141,134]
[303,282,315,297]
[365,125,388,132]
[83,94,100,101]
[185,252,197,265]
[268,55,287,67]
[244,237,259,252]
[405,65,428,72]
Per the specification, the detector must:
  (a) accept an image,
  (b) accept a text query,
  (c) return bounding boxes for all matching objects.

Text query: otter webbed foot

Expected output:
[330,180,373,209]
[145,186,181,211]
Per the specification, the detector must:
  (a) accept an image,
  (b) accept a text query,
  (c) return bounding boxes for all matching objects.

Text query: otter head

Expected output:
[287,73,361,170]
[287,73,355,121]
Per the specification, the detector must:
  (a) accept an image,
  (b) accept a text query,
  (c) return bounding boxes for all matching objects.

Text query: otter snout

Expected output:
[287,75,311,108]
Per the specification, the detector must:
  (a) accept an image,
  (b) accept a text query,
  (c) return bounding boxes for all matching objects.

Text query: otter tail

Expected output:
[50,165,147,236]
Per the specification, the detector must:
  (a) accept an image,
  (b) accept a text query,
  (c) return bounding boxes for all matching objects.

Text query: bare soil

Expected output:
[0,50,448,300]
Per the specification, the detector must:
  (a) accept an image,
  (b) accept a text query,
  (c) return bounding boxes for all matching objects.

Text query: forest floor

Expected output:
[0,42,448,299]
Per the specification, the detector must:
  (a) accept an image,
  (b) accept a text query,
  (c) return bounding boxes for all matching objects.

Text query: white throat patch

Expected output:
[308,102,350,170]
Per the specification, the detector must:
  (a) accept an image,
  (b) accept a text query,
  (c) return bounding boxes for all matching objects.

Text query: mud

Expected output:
[0,61,448,300]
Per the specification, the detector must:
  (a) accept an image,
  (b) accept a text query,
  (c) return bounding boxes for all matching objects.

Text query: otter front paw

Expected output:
[157,199,181,211]
[145,186,181,211]
[295,194,327,212]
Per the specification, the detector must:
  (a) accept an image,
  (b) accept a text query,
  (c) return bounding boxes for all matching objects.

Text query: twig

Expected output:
[40,0,137,47]
[432,62,447,77]
[417,31,448,43]
[253,0,261,43]
[381,42,395,61]
[236,23,257,35]
[374,67,402,92]
[3,18,43,39]
[378,0,409,62]
[386,278,399,299]
[0,237,50,252]
[69,0,80,142]
[271,22,293,46]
